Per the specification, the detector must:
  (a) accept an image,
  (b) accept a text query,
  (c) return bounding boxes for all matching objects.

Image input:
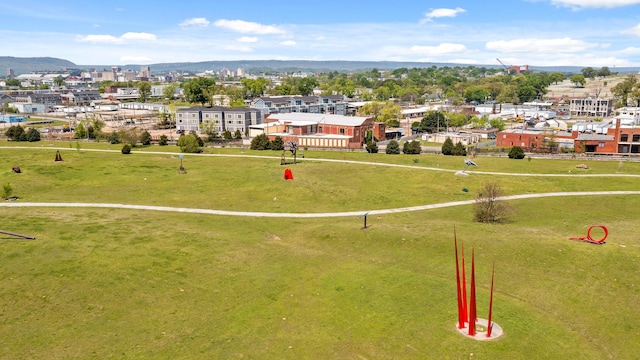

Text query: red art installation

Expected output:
[284,168,294,180]
[569,225,608,245]
[454,230,501,340]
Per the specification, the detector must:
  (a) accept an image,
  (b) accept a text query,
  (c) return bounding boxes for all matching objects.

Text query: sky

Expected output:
[1,0,640,68]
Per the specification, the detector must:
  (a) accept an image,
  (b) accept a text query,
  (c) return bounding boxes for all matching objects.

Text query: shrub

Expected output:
[452,142,467,156]
[250,134,271,150]
[158,134,168,146]
[26,128,41,142]
[402,140,422,154]
[5,125,26,141]
[442,137,454,155]
[177,134,203,153]
[121,144,131,154]
[271,136,285,151]
[508,146,526,159]
[474,182,512,223]
[366,141,379,153]
[107,131,121,144]
[2,183,13,200]
[140,130,152,146]
[386,140,400,154]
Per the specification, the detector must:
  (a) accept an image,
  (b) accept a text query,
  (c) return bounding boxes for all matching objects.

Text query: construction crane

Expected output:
[496,58,510,72]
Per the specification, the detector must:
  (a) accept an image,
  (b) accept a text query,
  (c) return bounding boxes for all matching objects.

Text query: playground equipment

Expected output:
[358,212,370,230]
[281,141,299,165]
[569,225,608,245]
[177,154,187,174]
[55,150,63,162]
[284,168,294,180]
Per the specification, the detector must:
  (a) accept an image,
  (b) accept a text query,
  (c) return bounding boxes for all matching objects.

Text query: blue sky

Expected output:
[1,0,640,67]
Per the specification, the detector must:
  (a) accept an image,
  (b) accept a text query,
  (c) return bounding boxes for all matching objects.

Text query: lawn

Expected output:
[1,143,640,359]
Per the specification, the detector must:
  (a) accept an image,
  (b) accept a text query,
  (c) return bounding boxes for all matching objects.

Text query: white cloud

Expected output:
[214,19,285,34]
[622,23,640,36]
[422,7,466,22]
[409,43,468,55]
[121,32,156,41]
[486,37,596,53]
[180,17,210,27]
[550,0,640,8]
[76,32,156,44]
[76,34,123,44]
[237,36,258,43]
[280,40,296,46]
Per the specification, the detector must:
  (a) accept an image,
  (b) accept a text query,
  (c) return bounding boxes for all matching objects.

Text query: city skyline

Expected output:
[1,0,640,67]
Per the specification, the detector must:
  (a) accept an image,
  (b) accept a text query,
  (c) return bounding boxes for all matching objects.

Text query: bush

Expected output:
[177,134,203,153]
[250,134,271,150]
[271,136,285,151]
[140,130,152,146]
[26,128,41,142]
[121,144,131,154]
[2,183,13,200]
[107,131,121,144]
[5,125,26,141]
[158,134,168,146]
[366,141,379,153]
[385,140,400,154]
[474,182,512,223]
[442,137,454,155]
[508,146,526,159]
[402,140,422,154]
[452,142,467,156]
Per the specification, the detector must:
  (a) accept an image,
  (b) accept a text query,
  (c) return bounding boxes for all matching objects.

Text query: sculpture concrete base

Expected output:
[456,318,503,340]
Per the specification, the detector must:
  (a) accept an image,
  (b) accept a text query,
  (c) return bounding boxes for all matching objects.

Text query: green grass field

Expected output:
[1,142,640,359]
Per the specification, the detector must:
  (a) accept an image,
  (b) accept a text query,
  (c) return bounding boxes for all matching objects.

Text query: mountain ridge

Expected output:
[2,56,639,75]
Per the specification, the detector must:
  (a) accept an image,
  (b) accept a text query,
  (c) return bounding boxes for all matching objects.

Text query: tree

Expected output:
[549,72,565,85]
[581,67,598,80]
[250,133,271,150]
[5,125,26,141]
[508,146,525,159]
[271,136,284,150]
[442,137,454,155]
[473,182,512,223]
[611,75,639,107]
[107,131,120,144]
[234,130,243,139]
[119,128,141,147]
[223,130,233,140]
[402,140,422,154]
[177,134,203,153]
[158,134,168,146]
[357,101,401,126]
[452,141,467,156]
[241,77,270,98]
[140,130,152,146]
[183,77,217,106]
[137,81,151,102]
[597,66,612,77]
[385,140,400,154]
[420,111,446,133]
[53,76,65,87]
[569,74,586,88]
[26,128,41,142]
[297,76,319,96]
[162,84,177,101]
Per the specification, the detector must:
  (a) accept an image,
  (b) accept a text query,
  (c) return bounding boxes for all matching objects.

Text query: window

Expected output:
[340,128,345,135]
[621,134,629,141]
[599,142,605,148]
[214,114,219,119]
[237,121,243,125]
[634,134,640,142]
[204,114,209,118]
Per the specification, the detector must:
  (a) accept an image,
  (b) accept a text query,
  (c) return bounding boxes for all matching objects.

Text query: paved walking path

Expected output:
[2,146,640,218]
[3,191,640,218]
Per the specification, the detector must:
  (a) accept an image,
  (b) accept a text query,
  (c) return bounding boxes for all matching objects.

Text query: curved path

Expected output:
[3,191,640,218]
[2,146,640,217]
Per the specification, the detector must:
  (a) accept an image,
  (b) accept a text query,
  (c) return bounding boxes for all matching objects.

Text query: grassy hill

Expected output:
[0,56,77,75]
[1,143,640,358]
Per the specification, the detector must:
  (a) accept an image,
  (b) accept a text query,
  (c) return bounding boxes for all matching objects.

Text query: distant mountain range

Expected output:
[2,56,639,75]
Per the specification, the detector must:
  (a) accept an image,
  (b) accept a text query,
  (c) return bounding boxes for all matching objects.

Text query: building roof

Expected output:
[266,113,371,126]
